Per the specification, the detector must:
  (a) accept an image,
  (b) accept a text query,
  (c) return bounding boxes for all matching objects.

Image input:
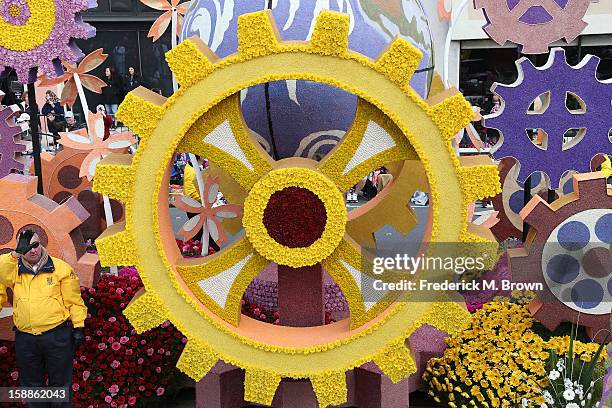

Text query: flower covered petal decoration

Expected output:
[58,112,137,180]
[38,48,108,106]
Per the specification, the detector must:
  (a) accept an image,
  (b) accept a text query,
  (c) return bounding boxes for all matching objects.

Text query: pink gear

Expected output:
[508,173,611,342]
[474,0,591,54]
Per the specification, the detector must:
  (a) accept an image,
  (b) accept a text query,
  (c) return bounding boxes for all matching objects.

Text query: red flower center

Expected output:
[263,187,327,248]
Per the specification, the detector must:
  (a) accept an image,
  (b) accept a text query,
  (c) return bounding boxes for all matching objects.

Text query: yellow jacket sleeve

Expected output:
[0,253,17,315]
[59,265,87,328]
[0,282,6,312]
[0,253,17,288]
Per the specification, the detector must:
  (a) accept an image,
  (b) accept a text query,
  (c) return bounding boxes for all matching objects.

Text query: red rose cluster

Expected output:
[0,267,188,407]
[262,187,327,248]
[241,299,280,325]
[175,239,216,257]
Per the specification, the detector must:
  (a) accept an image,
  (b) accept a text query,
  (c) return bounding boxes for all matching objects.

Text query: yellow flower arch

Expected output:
[93,10,501,408]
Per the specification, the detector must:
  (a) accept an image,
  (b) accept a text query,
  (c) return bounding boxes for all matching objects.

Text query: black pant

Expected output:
[15,322,73,408]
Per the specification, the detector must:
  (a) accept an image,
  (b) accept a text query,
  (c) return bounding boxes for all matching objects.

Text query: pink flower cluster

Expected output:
[175,239,216,257]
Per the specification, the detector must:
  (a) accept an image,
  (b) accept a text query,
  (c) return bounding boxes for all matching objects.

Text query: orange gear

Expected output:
[0,174,100,341]
[40,145,124,239]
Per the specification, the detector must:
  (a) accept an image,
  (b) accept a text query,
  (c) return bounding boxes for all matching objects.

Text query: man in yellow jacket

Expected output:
[0,228,87,407]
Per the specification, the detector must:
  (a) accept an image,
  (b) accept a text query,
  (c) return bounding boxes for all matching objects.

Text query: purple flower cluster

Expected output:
[243,278,349,315]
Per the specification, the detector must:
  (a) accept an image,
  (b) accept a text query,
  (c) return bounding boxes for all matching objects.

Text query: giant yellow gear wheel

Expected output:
[93,10,501,407]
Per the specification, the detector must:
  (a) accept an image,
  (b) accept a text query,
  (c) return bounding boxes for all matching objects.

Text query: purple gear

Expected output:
[485,48,612,189]
[0,97,27,177]
[0,0,96,83]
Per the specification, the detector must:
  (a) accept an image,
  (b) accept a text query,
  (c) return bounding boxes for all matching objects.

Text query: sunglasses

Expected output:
[29,242,40,249]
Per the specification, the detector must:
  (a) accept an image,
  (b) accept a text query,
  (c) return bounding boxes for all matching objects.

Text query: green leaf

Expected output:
[580,332,609,391]
[567,324,575,380]
[549,349,557,373]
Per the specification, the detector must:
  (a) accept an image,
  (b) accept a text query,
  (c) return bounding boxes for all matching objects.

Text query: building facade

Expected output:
[76,0,174,112]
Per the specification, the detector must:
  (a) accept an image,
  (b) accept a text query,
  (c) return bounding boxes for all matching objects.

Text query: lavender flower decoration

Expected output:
[0,0,31,26]
[0,0,97,83]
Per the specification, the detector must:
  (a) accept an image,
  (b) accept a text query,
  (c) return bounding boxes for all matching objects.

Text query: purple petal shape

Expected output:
[519,6,553,24]
[0,105,26,177]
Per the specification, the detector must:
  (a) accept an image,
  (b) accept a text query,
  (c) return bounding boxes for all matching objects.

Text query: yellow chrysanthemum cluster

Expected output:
[0,0,55,51]
[424,301,607,407]
[546,337,608,363]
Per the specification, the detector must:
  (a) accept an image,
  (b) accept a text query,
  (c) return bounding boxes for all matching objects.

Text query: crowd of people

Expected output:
[3,65,145,146]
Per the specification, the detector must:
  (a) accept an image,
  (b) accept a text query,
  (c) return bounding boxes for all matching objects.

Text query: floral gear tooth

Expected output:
[0,0,96,83]
[474,0,591,54]
[509,173,612,342]
[0,102,27,177]
[94,10,498,407]
[486,48,612,189]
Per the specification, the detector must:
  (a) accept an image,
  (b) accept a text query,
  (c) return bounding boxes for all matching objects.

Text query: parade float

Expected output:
[0,0,610,407]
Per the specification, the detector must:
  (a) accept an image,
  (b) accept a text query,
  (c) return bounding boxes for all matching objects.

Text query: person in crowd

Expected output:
[485,94,502,148]
[0,229,87,407]
[17,91,29,113]
[46,111,68,142]
[124,66,142,93]
[375,166,393,193]
[0,71,19,106]
[101,67,123,127]
[96,105,113,141]
[64,110,84,132]
[41,90,63,117]
[490,95,501,114]
[170,154,186,185]
[41,91,66,142]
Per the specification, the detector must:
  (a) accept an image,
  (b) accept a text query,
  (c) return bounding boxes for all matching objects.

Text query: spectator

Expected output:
[96,105,113,141]
[0,229,87,408]
[101,67,123,127]
[124,66,142,93]
[64,110,84,132]
[17,91,29,114]
[47,112,67,141]
[41,90,65,142]
[41,90,63,117]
